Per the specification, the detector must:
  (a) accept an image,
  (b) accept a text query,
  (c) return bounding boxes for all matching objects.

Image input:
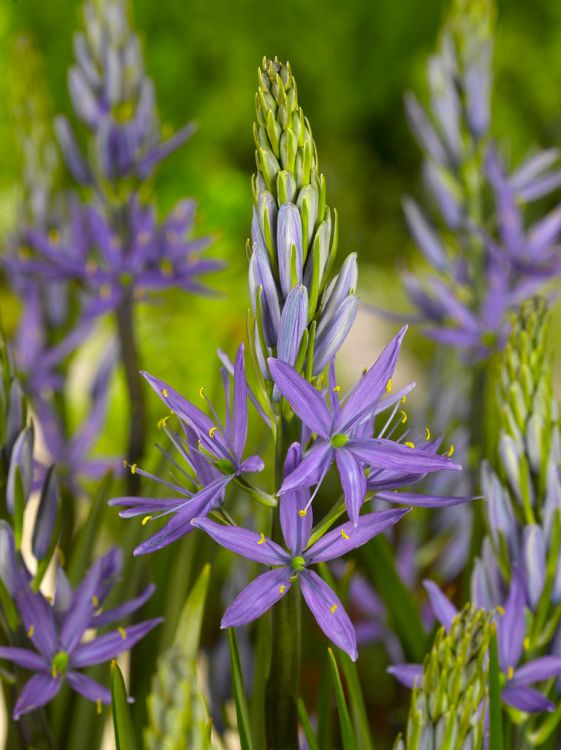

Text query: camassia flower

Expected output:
[389,571,561,713]
[110,345,265,555]
[193,444,409,660]
[0,540,161,719]
[269,326,462,524]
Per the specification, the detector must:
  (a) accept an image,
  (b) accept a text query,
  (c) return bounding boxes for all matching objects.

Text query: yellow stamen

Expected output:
[118,627,127,640]
[507,666,514,680]
[92,595,99,608]
[96,699,102,715]
[401,395,407,403]
[400,410,407,424]
[279,585,286,594]
[425,426,431,440]
[341,529,350,540]
[257,532,266,545]
[446,444,455,457]
[496,605,505,616]
[405,441,415,449]
[298,509,307,517]
[142,515,152,526]
[122,460,128,469]
[162,389,169,398]
[130,463,137,475]
[48,229,60,243]
[27,625,35,638]
[157,415,170,429]
[330,604,338,614]
[362,367,368,376]
[332,385,341,393]
[524,637,530,650]
[209,426,218,438]
[199,385,206,399]
[110,659,117,669]
[57,548,66,566]
[52,664,57,678]
[386,378,393,393]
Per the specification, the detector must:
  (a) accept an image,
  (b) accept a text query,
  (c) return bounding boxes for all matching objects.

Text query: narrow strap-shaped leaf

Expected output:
[111,662,137,750]
[328,648,358,750]
[228,627,254,750]
[488,627,504,750]
[339,653,375,750]
[317,653,333,748]
[297,698,320,750]
[174,563,211,655]
[250,614,270,749]
[359,535,428,662]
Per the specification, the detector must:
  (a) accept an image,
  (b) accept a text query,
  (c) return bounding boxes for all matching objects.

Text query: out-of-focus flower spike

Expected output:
[523,524,546,609]
[31,466,61,567]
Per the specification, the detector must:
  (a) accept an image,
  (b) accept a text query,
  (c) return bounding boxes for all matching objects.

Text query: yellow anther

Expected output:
[341,529,350,540]
[330,604,338,614]
[162,388,169,398]
[524,637,530,650]
[199,385,206,399]
[157,415,170,429]
[48,229,60,243]
[425,426,431,440]
[27,625,35,638]
[400,410,407,424]
[446,444,455,457]
[362,367,368,376]
[92,595,99,608]
[257,532,266,545]
[298,509,308,517]
[496,605,505,616]
[279,585,286,594]
[209,426,218,438]
[96,699,102,715]
[130,463,137,475]
[122,460,128,469]
[111,659,117,669]
[160,259,173,277]
[332,385,341,393]
[507,666,514,680]
[18,246,31,261]
[401,395,407,403]
[405,441,415,449]
[118,627,127,640]
[386,379,393,393]
[52,664,57,678]
[142,515,152,526]
[57,548,66,566]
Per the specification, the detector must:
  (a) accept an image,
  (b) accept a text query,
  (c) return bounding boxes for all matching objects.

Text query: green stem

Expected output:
[115,291,146,495]
[265,415,301,749]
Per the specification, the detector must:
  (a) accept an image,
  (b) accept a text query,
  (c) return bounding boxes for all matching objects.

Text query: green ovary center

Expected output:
[292,555,306,571]
[331,433,349,448]
[51,651,69,678]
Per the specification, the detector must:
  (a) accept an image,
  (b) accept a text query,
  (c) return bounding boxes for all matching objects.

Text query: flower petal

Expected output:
[501,686,554,713]
[268,359,331,437]
[231,345,248,461]
[422,580,457,631]
[300,570,357,660]
[13,673,62,719]
[16,582,57,658]
[221,568,292,628]
[511,656,561,687]
[337,327,407,432]
[67,671,111,705]
[280,443,313,555]
[497,566,526,674]
[347,438,461,474]
[279,441,333,494]
[192,518,288,565]
[375,491,475,507]
[71,618,163,668]
[0,647,47,671]
[90,584,156,628]
[387,663,423,688]
[305,509,409,563]
[335,449,367,525]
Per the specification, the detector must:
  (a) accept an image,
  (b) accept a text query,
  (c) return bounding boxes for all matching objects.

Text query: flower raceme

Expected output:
[269,326,464,525]
[193,444,409,660]
[0,537,161,719]
[110,345,266,555]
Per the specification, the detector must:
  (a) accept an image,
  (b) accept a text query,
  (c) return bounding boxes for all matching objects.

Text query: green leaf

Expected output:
[488,628,504,750]
[359,535,428,662]
[328,648,357,750]
[297,698,319,750]
[228,627,254,750]
[173,563,211,656]
[339,653,375,750]
[111,662,137,750]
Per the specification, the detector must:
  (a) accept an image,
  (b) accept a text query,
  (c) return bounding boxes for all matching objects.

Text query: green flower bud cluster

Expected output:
[394,606,490,750]
[249,58,358,390]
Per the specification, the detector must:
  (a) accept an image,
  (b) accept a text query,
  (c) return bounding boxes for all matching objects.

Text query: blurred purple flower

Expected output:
[0,539,161,719]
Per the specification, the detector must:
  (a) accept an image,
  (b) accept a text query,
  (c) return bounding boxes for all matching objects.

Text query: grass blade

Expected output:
[327,648,357,750]
[228,627,254,750]
[297,698,319,750]
[488,628,504,750]
[111,662,137,750]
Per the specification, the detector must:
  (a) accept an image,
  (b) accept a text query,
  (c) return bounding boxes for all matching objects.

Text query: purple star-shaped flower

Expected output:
[110,344,265,555]
[389,570,561,713]
[269,326,462,524]
[0,539,161,719]
[193,443,409,660]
